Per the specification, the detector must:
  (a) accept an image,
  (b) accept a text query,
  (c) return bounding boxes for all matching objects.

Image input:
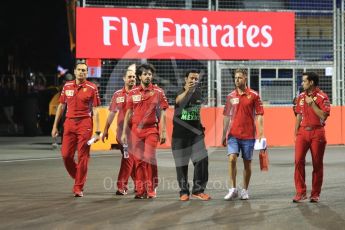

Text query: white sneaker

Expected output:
[224,188,238,200]
[240,189,249,200]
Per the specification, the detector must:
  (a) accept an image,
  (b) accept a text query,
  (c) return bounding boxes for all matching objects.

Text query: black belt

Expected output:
[303,126,323,131]
[135,123,157,129]
[68,117,89,121]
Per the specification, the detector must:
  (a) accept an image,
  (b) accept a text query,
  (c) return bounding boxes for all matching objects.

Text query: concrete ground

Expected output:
[0,136,344,230]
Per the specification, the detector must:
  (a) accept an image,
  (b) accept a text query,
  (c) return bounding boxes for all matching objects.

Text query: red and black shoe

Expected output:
[74,191,84,197]
[310,196,320,203]
[292,193,307,203]
[116,189,128,196]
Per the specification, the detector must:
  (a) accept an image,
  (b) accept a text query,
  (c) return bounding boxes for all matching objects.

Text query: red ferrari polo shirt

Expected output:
[109,87,129,134]
[296,88,330,127]
[59,80,101,118]
[223,88,264,139]
[127,84,169,127]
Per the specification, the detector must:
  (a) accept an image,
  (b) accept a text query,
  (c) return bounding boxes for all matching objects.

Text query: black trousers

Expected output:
[172,134,208,195]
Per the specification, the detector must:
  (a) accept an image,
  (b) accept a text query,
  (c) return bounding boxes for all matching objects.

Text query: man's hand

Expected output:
[92,132,101,143]
[121,133,127,145]
[159,130,166,144]
[186,81,197,93]
[257,133,264,143]
[305,95,314,106]
[51,127,59,138]
[222,136,227,147]
[102,130,108,143]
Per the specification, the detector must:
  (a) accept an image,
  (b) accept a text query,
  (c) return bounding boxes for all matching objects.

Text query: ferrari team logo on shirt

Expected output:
[83,88,87,92]
[247,95,252,99]
[300,98,304,106]
[116,96,125,103]
[132,95,141,102]
[313,96,317,101]
[65,90,74,97]
[231,98,240,105]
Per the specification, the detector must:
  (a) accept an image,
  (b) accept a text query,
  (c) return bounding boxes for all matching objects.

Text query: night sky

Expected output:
[0,0,73,74]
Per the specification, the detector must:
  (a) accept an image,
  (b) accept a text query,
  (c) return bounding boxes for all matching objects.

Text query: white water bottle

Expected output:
[87,137,97,146]
[123,144,129,159]
[87,133,102,146]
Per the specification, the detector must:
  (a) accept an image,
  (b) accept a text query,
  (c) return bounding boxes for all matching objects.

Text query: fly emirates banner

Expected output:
[76,7,295,60]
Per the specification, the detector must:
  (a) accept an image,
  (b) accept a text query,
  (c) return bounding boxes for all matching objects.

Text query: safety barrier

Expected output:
[91,106,344,150]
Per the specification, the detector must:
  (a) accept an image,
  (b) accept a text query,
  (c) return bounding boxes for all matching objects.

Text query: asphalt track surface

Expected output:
[0,137,344,229]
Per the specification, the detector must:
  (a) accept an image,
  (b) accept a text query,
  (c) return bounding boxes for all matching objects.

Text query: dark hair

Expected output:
[184,69,200,78]
[122,68,135,78]
[75,59,88,70]
[136,63,156,77]
[303,72,319,86]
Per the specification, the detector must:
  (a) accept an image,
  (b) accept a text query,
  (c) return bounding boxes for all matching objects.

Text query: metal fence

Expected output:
[81,0,345,107]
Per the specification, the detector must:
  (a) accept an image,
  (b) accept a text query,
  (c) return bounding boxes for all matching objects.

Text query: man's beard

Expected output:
[142,79,151,86]
[128,82,135,89]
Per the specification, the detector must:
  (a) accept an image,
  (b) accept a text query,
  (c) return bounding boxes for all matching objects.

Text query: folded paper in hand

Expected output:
[254,138,267,150]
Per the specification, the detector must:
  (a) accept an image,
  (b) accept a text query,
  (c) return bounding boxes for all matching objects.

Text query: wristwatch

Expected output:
[95,131,101,135]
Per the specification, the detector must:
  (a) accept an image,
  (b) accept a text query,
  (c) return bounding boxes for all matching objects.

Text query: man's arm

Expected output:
[305,95,329,121]
[51,103,66,137]
[256,115,264,141]
[176,89,191,105]
[102,111,116,143]
[175,82,195,106]
[294,114,302,141]
[121,109,133,145]
[222,116,230,146]
[159,109,167,144]
[310,101,329,121]
[90,107,101,142]
[93,107,100,132]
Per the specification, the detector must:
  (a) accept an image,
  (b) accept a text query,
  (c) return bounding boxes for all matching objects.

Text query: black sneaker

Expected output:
[310,196,320,203]
[134,195,145,199]
[116,190,127,195]
[74,191,84,197]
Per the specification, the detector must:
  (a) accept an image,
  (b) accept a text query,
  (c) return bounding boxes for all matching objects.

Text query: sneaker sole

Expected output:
[224,194,238,201]
[292,198,307,203]
[191,195,211,201]
[116,191,127,196]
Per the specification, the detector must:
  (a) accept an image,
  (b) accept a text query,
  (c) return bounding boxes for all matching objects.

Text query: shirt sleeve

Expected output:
[223,95,231,116]
[159,90,169,110]
[93,87,101,107]
[59,86,66,104]
[295,95,302,114]
[126,91,134,110]
[318,95,331,115]
[254,94,264,115]
[109,92,118,112]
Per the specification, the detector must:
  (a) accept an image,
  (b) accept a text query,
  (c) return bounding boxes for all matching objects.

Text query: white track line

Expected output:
[0,153,115,163]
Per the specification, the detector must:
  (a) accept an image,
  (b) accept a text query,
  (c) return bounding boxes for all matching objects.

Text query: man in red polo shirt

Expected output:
[121,63,168,199]
[222,69,264,201]
[293,72,330,203]
[102,64,136,195]
[51,60,101,197]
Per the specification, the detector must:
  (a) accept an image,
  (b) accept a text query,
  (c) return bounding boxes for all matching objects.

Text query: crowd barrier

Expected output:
[91,106,345,150]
